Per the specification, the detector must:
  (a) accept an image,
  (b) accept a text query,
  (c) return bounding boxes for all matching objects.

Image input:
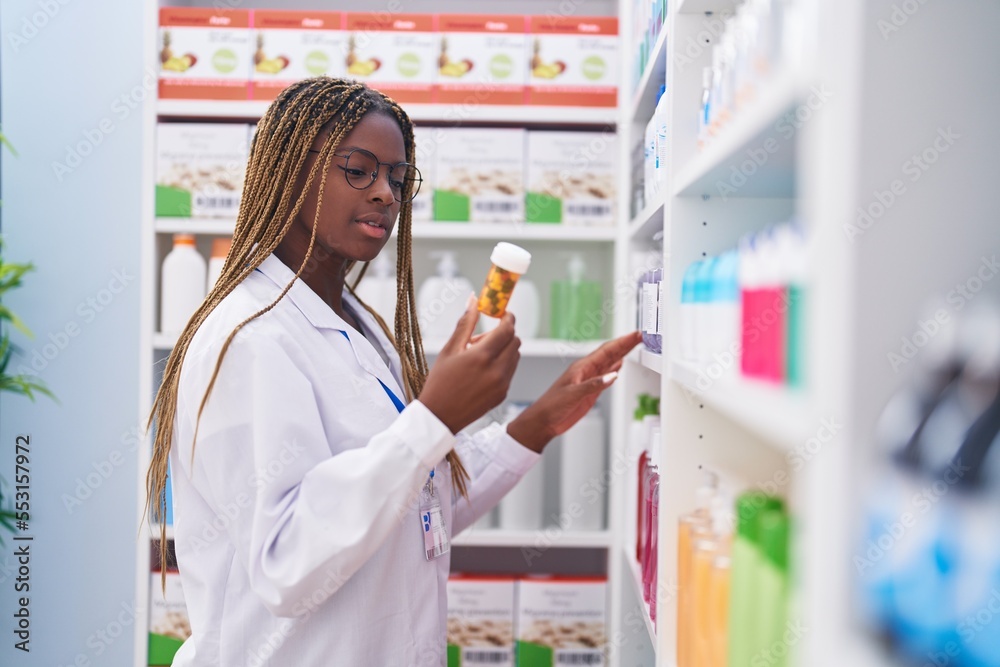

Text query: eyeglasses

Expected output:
[308,147,422,204]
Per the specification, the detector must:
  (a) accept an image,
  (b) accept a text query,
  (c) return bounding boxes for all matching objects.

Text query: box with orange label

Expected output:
[527,17,618,108]
[343,13,436,104]
[158,8,252,100]
[436,15,529,106]
[250,10,346,101]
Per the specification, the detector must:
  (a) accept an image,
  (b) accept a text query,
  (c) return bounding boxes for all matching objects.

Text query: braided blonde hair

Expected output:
[145,77,470,585]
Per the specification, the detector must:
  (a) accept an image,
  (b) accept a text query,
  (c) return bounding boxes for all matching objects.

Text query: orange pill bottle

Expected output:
[477,242,532,318]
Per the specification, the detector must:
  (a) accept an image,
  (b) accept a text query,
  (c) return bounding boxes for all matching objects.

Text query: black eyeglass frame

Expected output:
[307,147,422,204]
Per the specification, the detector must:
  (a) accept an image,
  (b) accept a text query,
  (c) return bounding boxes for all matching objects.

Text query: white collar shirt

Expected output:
[168,253,539,666]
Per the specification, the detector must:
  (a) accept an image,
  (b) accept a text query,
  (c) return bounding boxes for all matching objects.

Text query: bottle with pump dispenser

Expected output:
[160,234,207,336]
[354,251,398,325]
[417,251,474,341]
[551,253,603,341]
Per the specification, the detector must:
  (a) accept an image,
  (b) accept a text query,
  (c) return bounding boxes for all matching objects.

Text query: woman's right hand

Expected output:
[420,295,520,434]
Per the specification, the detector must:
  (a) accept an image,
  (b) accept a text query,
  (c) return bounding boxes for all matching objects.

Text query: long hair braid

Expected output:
[145,77,470,588]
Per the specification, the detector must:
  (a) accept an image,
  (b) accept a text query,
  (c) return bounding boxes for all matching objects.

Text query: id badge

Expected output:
[419,473,450,560]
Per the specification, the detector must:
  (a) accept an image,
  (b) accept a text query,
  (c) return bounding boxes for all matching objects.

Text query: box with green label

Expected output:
[526,131,617,226]
[250,10,346,101]
[515,576,606,666]
[156,123,250,218]
[158,7,252,100]
[447,574,516,667]
[434,129,525,223]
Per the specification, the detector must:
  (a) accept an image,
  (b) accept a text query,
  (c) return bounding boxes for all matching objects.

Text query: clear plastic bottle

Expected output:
[677,473,718,667]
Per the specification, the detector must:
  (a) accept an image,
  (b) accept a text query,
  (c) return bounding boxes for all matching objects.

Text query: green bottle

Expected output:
[550,254,604,340]
[727,493,784,667]
[756,510,791,667]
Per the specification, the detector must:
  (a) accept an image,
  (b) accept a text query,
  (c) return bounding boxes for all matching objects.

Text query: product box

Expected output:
[436,15,529,105]
[447,574,517,667]
[249,11,346,101]
[411,126,440,222]
[156,123,250,218]
[148,541,190,666]
[527,17,618,107]
[516,576,607,666]
[526,131,617,226]
[158,8,252,100]
[343,13,436,103]
[434,129,525,223]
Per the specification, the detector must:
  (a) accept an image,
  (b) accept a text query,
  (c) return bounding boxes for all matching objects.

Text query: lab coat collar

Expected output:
[254,254,407,403]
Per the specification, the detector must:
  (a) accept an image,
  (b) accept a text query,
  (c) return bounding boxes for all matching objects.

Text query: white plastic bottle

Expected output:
[206,236,232,293]
[160,234,207,336]
[478,277,541,339]
[655,85,669,192]
[354,251,398,324]
[498,402,545,530]
[560,407,607,531]
[416,251,474,341]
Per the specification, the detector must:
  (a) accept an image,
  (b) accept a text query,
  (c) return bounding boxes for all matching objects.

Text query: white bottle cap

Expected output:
[490,242,532,275]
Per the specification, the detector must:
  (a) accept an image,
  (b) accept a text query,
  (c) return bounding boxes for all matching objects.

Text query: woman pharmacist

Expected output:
[146,77,640,666]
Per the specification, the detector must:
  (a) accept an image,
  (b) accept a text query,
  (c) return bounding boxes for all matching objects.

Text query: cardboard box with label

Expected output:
[411,126,441,222]
[158,8,252,100]
[250,11,346,101]
[156,123,250,218]
[343,13,436,103]
[447,574,516,667]
[434,129,525,223]
[526,131,617,226]
[515,576,607,667]
[527,17,618,108]
[436,15,529,106]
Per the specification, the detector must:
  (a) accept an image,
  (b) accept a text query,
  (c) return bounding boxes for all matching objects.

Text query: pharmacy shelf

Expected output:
[154,218,617,242]
[410,223,616,242]
[669,359,814,452]
[629,26,669,123]
[627,191,666,242]
[157,99,618,127]
[625,546,658,651]
[453,529,611,548]
[425,338,604,358]
[628,347,663,374]
[672,68,804,198]
[676,0,738,13]
[155,218,235,235]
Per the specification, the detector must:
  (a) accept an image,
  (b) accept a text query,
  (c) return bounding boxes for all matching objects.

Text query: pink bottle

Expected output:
[649,470,661,625]
[642,425,662,604]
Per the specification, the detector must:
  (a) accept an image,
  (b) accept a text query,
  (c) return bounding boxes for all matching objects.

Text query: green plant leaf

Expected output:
[0,130,17,157]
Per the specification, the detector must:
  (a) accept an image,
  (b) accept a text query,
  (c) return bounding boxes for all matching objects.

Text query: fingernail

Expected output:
[466,292,477,310]
[602,372,618,385]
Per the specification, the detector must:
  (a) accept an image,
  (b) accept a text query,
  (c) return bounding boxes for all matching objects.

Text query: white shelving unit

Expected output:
[613,2,1000,667]
[137,2,622,666]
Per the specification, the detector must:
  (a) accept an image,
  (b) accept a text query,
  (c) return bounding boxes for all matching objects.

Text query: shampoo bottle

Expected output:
[417,251,474,341]
[560,407,607,530]
[498,403,545,530]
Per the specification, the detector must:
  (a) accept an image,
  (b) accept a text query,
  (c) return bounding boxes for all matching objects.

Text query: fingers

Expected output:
[578,371,618,396]
[586,331,643,372]
[476,312,516,354]
[441,293,480,355]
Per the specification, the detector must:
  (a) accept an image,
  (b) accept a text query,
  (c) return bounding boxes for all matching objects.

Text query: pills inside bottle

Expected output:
[478,242,532,318]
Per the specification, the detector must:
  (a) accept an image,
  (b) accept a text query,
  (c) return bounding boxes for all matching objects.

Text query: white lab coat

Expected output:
[167,253,540,666]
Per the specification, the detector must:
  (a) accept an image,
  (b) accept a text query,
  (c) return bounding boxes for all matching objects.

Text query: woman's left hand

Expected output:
[507,331,643,453]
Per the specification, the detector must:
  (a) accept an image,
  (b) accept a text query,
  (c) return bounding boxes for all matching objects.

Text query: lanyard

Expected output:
[338,330,407,414]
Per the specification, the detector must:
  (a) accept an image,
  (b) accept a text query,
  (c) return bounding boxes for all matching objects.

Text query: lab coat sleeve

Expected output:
[450,422,541,535]
[175,335,456,617]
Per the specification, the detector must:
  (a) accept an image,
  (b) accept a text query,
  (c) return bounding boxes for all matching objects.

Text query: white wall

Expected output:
[0,1,144,664]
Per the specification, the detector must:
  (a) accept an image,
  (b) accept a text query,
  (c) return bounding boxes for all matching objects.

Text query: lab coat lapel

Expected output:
[342,291,408,404]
